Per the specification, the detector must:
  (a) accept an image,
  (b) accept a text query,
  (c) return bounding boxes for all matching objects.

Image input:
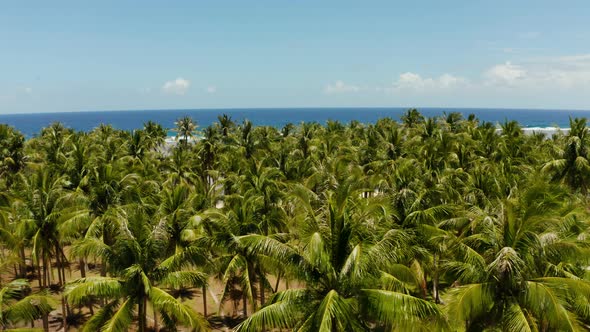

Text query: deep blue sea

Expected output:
[1,108,590,138]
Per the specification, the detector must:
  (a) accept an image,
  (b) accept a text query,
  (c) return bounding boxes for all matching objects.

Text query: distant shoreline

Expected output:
[0,107,587,138]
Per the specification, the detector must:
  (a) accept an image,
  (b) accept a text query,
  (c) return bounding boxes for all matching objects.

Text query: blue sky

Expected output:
[1,0,590,113]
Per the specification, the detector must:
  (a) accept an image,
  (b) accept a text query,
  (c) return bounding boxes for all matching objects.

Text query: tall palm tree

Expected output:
[445,180,590,330]
[66,206,209,332]
[142,121,167,150]
[217,114,235,137]
[199,194,268,317]
[14,169,88,330]
[174,116,198,148]
[235,180,442,331]
[401,108,425,128]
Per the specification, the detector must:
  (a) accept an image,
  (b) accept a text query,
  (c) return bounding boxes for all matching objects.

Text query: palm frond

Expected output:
[100,298,134,332]
[362,289,442,327]
[234,300,302,331]
[444,283,494,324]
[4,294,56,325]
[66,277,123,306]
[150,287,209,331]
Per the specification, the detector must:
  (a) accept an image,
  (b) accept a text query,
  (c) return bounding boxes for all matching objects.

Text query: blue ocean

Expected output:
[1,108,589,138]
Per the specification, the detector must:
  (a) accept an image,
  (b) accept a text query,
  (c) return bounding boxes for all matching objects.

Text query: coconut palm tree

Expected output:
[445,180,590,330]
[143,121,167,150]
[174,116,198,148]
[234,177,442,331]
[0,124,26,187]
[401,108,425,128]
[543,117,590,194]
[0,279,55,331]
[66,206,209,332]
[217,114,235,137]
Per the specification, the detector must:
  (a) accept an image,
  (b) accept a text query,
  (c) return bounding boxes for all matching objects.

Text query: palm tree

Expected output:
[445,180,590,330]
[14,168,88,330]
[143,121,167,150]
[199,194,268,317]
[234,179,442,331]
[66,206,209,332]
[401,108,425,128]
[6,111,590,331]
[543,117,590,194]
[0,279,55,331]
[0,124,26,187]
[174,116,198,148]
[217,114,235,137]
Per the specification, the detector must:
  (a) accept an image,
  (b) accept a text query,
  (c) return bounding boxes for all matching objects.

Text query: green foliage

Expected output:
[1,109,590,331]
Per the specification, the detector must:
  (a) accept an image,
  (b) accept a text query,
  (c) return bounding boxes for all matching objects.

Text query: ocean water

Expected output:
[1,107,589,138]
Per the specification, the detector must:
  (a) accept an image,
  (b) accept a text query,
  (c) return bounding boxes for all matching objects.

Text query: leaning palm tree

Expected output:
[0,279,55,331]
[66,206,209,332]
[234,182,442,331]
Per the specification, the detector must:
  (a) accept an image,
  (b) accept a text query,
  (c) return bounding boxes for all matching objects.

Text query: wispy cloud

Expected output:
[323,80,360,94]
[206,86,217,94]
[392,72,467,91]
[162,77,190,95]
[323,54,590,100]
[483,55,590,88]
[373,73,468,94]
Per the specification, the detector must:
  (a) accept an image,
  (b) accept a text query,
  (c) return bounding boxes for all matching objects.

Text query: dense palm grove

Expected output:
[2,109,590,331]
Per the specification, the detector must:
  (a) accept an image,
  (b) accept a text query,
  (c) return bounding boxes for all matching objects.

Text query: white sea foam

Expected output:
[496,127,570,136]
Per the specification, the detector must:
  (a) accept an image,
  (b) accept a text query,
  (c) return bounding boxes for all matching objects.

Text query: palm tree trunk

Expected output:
[43,255,48,288]
[55,249,63,285]
[433,254,440,304]
[202,285,208,317]
[138,297,147,332]
[260,277,266,332]
[260,277,265,306]
[42,254,49,332]
[19,246,26,278]
[242,293,247,317]
[153,302,159,332]
[37,262,42,289]
[100,257,107,277]
[61,295,68,332]
[79,258,86,278]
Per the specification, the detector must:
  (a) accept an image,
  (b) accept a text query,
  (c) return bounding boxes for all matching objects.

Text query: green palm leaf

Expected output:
[149,287,209,331]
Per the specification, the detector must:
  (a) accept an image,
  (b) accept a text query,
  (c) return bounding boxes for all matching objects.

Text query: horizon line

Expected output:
[2,106,590,116]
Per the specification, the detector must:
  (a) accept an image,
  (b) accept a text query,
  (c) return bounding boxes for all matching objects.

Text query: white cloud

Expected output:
[321,54,590,107]
[484,62,527,86]
[323,80,360,94]
[387,72,467,92]
[162,77,190,95]
[206,86,217,94]
[24,87,32,94]
[483,55,590,88]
